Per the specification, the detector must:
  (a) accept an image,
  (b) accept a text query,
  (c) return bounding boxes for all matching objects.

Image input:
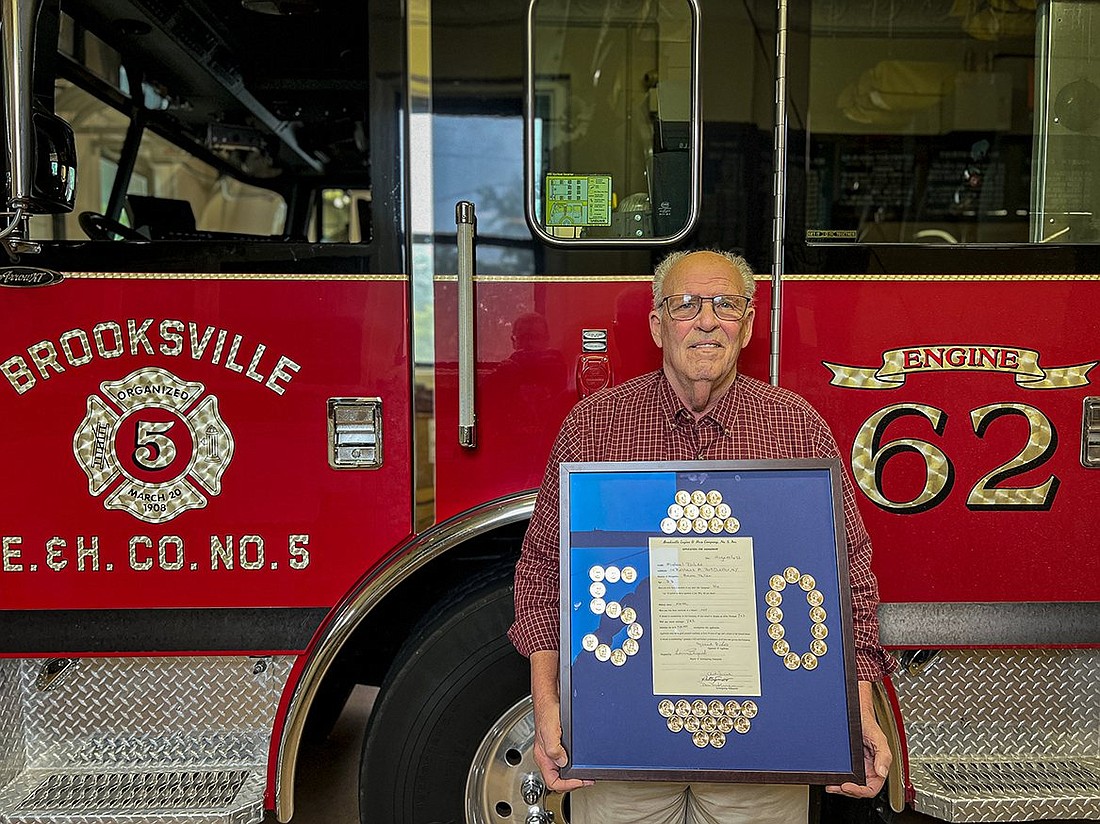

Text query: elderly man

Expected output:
[509,250,896,823]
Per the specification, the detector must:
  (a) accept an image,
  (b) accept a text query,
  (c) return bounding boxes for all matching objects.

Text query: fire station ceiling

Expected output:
[61,0,371,182]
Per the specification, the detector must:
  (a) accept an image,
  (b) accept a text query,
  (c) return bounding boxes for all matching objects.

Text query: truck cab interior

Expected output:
[17,0,378,249]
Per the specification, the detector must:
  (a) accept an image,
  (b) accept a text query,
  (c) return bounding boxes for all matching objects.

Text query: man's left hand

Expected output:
[826,680,892,799]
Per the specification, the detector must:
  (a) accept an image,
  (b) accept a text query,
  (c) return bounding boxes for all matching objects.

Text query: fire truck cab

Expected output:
[0,1,1097,823]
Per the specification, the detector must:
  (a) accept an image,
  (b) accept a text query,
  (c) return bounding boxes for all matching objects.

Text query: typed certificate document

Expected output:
[649,536,761,696]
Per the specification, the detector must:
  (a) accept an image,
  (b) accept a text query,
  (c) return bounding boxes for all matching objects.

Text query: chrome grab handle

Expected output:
[456,201,477,448]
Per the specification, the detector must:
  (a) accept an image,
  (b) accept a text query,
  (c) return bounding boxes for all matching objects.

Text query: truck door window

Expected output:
[125,129,287,238]
[37,78,128,241]
[525,0,700,245]
[802,1,1100,245]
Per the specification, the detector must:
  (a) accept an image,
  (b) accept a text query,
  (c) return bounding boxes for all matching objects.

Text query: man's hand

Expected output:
[826,680,892,799]
[530,650,593,792]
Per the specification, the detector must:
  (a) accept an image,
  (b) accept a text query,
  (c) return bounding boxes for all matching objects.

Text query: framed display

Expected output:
[559,460,864,784]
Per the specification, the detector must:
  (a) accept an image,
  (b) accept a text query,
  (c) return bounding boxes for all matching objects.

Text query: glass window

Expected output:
[526,0,699,244]
[1034,1,1100,243]
[32,78,128,240]
[42,80,287,240]
[127,128,286,237]
[313,188,372,243]
[802,0,1100,245]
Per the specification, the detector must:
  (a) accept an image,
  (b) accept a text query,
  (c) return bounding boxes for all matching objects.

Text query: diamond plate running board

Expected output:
[0,656,294,824]
[893,649,1100,822]
[0,768,264,824]
[910,759,1100,822]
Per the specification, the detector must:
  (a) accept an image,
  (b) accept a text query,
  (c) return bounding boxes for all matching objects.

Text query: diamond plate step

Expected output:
[0,767,265,824]
[0,657,293,824]
[892,649,1100,821]
[911,758,1100,822]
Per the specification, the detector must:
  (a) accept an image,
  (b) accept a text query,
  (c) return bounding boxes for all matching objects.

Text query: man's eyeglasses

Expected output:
[661,294,752,322]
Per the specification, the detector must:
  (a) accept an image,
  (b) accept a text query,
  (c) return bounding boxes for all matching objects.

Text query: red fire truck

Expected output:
[0,1,1097,823]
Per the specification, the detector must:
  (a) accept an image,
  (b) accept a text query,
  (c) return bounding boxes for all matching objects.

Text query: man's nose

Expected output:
[694,301,720,328]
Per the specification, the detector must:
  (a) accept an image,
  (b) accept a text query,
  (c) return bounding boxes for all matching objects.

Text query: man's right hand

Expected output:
[530,649,593,792]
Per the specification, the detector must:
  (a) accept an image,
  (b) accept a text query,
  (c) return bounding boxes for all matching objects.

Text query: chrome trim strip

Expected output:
[274,491,537,822]
[879,602,1100,647]
[1031,3,1052,243]
[407,0,435,533]
[769,0,789,387]
[871,680,906,814]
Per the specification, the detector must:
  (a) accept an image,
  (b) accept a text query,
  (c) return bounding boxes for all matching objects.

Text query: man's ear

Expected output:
[649,309,663,348]
[739,306,756,347]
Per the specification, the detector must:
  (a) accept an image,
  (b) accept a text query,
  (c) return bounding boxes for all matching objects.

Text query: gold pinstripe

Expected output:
[59,271,1097,284]
[62,271,408,282]
[781,273,1098,282]
[433,274,654,283]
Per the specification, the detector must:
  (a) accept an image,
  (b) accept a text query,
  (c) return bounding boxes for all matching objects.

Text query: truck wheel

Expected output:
[359,572,565,823]
[818,789,896,824]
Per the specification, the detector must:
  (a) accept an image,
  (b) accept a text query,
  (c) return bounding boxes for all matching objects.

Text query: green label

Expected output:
[545,174,612,226]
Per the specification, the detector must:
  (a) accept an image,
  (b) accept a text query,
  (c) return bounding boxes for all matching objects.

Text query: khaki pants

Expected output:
[570,781,808,824]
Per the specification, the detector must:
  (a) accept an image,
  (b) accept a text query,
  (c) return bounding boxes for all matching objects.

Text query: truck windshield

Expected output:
[803,0,1099,245]
[31,5,374,244]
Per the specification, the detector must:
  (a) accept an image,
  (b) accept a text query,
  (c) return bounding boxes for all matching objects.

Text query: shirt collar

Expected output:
[658,371,741,433]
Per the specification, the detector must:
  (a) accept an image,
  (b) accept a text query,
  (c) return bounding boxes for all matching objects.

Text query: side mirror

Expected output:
[26,107,77,214]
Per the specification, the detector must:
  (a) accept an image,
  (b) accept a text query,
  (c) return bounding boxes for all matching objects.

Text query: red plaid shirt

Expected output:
[509,370,897,681]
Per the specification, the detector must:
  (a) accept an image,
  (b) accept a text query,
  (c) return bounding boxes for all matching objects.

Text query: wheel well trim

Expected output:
[273,491,536,822]
[873,677,909,813]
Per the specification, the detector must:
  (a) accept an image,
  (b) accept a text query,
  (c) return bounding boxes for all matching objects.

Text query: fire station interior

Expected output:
[26,0,1100,253]
[2,2,1098,824]
[25,0,1100,254]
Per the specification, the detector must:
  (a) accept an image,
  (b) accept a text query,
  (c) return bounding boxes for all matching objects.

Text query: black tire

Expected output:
[818,788,896,824]
[359,568,530,824]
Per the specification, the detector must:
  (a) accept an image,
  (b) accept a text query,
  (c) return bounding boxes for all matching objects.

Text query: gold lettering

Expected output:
[210,535,234,570]
[2,536,23,571]
[46,537,67,571]
[266,356,300,395]
[129,536,154,571]
[289,534,310,570]
[76,536,100,571]
[240,535,264,570]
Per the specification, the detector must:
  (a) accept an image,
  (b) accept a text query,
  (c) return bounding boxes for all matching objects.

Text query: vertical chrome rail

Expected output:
[456,200,477,448]
[1,0,40,213]
[769,0,789,387]
[1031,3,1052,242]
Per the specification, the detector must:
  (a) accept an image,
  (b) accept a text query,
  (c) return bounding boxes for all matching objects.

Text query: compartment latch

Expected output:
[1083,397,1100,468]
[328,397,383,469]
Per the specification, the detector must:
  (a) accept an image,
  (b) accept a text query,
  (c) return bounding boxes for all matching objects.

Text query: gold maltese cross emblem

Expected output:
[73,367,234,523]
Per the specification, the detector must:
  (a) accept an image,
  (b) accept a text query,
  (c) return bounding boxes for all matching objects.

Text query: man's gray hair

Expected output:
[652,250,757,309]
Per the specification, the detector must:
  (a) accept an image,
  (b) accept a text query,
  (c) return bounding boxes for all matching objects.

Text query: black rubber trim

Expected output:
[879,602,1100,647]
[0,607,330,653]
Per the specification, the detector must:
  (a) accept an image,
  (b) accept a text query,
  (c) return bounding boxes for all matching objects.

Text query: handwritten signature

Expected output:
[700,671,739,688]
[674,643,719,656]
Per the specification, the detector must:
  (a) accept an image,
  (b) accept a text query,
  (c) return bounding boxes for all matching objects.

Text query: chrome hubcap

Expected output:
[465,696,566,823]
